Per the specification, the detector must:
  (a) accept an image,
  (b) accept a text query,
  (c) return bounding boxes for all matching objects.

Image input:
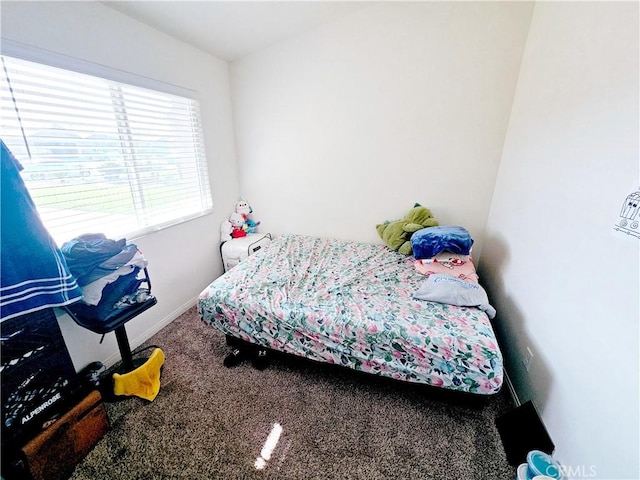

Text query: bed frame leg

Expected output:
[252,349,270,371]
[223,347,247,368]
[223,336,271,370]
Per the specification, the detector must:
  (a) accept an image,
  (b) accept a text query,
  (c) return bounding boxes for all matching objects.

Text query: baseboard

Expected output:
[102,297,198,368]
[504,369,521,407]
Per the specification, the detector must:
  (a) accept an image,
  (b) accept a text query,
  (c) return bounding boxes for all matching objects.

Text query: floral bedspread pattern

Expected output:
[198,234,503,395]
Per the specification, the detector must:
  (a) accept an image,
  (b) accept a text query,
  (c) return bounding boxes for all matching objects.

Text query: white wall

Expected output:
[230,2,534,258]
[4,2,638,477]
[479,2,639,478]
[1,1,239,369]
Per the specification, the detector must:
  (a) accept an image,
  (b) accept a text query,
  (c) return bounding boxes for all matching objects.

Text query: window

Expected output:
[1,54,213,245]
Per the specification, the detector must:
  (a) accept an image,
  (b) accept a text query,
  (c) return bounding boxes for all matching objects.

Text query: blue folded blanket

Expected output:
[411,226,473,259]
[413,274,496,319]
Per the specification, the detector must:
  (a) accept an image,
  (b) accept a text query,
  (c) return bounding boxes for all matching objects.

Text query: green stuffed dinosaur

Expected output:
[376,203,439,255]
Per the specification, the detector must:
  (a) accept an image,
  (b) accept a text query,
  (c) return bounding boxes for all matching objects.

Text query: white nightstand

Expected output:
[220,233,272,273]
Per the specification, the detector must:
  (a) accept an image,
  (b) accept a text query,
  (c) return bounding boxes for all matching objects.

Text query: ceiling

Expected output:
[102,1,372,62]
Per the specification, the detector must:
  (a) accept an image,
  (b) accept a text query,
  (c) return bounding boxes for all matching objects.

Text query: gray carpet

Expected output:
[70,306,515,480]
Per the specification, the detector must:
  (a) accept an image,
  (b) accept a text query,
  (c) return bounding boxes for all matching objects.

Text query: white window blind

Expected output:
[1,54,213,245]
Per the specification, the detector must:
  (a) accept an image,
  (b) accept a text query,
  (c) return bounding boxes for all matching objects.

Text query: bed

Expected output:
[198,234,503,395]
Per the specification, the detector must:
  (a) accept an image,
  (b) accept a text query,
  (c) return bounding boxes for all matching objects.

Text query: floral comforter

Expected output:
[198,234,503,395]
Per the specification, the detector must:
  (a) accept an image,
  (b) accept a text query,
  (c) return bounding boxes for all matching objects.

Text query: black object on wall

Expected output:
[496,400,555,466]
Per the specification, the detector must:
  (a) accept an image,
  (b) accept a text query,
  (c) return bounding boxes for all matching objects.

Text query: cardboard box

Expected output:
[21,390,109,480]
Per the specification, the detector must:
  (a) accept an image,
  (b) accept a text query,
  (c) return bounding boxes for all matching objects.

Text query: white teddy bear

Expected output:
[235,200,251,217]
[220,219,233,242]
[221,200,259,242]
[235,199,259,234]
[229,212,247,238]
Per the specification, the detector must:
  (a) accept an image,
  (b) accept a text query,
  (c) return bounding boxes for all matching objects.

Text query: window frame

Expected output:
[1,40,215,243]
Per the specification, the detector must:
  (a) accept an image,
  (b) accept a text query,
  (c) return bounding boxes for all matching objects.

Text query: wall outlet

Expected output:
[522,347,534,371]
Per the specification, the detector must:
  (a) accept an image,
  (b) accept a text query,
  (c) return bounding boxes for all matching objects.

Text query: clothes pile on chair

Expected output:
[61,234,150,320]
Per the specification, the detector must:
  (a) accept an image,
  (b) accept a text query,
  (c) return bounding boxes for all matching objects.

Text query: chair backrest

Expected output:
[64,268,155,334]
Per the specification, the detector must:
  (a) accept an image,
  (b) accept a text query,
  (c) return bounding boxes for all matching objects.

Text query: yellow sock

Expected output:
[112,348,165,401]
